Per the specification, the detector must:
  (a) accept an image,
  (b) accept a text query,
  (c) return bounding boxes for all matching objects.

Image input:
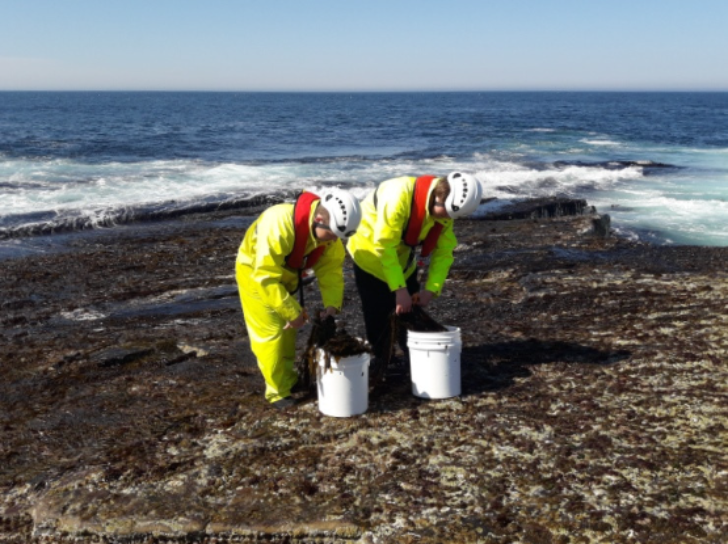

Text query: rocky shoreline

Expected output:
[1,200,726,543]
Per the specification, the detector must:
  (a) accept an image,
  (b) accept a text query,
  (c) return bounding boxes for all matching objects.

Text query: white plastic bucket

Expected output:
[316,349,370,417]
[407,326,462,399]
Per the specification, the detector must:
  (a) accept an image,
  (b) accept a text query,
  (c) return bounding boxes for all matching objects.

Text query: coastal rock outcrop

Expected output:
[478,197,593,220]
[0,201,725,543]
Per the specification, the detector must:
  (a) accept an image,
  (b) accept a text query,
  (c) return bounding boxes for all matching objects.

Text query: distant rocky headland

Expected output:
[1,198,726,543]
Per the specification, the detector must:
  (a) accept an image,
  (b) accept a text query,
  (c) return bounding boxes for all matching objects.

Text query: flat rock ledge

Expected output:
[1,200,726,544]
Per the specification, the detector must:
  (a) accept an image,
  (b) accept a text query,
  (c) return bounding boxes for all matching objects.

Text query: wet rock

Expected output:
[591,213,611,237]
[93,347,154,368]
[478,197,591,220]
[0,199,726,543]
[553,159,678,172]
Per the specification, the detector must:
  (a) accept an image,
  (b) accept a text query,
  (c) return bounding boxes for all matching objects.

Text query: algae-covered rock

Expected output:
[0,201,726,543]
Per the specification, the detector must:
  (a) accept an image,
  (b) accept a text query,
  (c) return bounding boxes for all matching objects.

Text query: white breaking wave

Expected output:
[626,194,728,219]
[0,155,505,220]
[473,162,644,199]
[581,139,621,146]
[0,159,329,219]
[2,152,727,246]
[0,155,649,233]
[591,192,728,245]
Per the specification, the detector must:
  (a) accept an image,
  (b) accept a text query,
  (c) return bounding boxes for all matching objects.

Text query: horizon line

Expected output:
[2,88,727,93]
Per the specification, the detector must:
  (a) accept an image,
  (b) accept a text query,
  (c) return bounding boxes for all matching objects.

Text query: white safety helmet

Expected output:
[444,171,483,218]
[321,188,362,240]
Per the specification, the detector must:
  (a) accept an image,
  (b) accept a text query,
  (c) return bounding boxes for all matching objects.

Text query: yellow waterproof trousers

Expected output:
[236,263,298,403]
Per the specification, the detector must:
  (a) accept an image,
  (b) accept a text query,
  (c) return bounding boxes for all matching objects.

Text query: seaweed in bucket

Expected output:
[398,305,448,333]
[320,329,372,371]
[297,314,336,389]
[372,306,448,386]
[297,313,370,388]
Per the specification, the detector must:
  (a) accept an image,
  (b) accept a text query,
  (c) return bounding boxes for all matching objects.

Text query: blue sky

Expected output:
[1,0,726,91]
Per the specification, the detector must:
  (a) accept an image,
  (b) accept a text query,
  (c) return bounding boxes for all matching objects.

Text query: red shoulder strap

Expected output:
[404,176,442,257]
[285,192,325,270]
[421,223,443,257]
[305,245,326,269]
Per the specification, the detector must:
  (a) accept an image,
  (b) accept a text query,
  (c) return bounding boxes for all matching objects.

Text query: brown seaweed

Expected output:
[298,314,370,379]
[398,305,448,332]
[318,328,371,374]
[372,306,449,386]
[297,314,337,388]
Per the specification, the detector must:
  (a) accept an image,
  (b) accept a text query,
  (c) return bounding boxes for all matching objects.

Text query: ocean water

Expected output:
[1,91,727,256]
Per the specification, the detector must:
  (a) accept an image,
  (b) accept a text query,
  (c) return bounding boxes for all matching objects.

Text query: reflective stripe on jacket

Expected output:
[346,176,456,296]
[236,201,345,322]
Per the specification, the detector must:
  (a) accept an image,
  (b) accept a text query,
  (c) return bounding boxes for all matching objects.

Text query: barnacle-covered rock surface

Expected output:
[0,202,726,543]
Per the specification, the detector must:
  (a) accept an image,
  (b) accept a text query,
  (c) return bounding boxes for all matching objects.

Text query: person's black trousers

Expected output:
[353,262,419,360]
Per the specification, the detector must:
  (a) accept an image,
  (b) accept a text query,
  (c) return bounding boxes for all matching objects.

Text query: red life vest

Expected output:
[403,176,443,257]
[285,191,326,270]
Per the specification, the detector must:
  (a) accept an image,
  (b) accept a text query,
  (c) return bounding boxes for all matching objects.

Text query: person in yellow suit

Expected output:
[347,172,482,370]
[236,189,362,410]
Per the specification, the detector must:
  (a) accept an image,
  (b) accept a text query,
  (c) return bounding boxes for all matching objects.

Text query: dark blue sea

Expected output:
[1,91,727,256]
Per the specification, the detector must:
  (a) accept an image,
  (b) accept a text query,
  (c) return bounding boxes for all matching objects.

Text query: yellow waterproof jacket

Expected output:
[236,201,345,322]
[347,176,456,296]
